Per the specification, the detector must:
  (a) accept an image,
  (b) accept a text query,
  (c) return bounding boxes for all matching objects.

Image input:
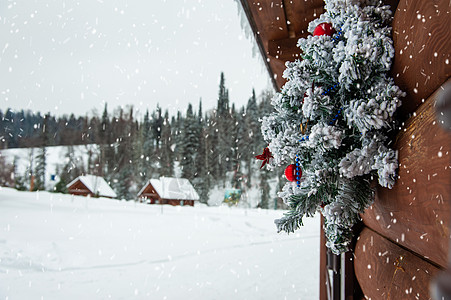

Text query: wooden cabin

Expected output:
[239,0,451,298]
[66,175,117,199]
[137,177,199,206]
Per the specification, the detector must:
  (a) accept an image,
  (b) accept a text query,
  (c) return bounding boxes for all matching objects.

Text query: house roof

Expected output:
[138,177,199,201]
[66,175,117,198]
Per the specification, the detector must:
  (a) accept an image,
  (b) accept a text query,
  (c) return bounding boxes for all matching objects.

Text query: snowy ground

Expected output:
[0,188,320,299]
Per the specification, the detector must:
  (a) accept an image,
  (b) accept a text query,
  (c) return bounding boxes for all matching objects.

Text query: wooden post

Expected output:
[328,251,340,300]
[320,216,328,300]
[30,175,34,192]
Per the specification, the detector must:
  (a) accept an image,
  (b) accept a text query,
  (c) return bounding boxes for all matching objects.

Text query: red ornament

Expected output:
[313,23,335,37]
[285,164,302,182]
[255,147,273,169]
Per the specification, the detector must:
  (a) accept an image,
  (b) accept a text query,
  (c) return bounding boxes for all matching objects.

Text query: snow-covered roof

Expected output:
[138,177,199,201]
[67,175,117,198]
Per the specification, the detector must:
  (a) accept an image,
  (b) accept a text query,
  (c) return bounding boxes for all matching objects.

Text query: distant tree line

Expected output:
[0,73,285,208]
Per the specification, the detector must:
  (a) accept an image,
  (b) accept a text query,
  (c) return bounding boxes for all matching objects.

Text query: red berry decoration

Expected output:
[313,23,335,37]
[285,164,302,182]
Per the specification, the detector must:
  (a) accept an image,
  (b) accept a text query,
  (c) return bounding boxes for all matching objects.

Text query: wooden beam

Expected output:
[283,0,325,35]
[391,0,451,117]
[362,78,451,269]
[268,34,311,62]
[355,227,440,299]
[245,0,288,41]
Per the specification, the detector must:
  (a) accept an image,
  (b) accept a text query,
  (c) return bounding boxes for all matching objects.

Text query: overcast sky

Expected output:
[0,0,272,117]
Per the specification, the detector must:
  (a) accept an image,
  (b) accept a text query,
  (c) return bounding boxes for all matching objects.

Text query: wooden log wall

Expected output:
[361,82,451,268]
[357,81,451,299]
[390,0,451,117]
[355,228,441,299]
[356,0,451,298]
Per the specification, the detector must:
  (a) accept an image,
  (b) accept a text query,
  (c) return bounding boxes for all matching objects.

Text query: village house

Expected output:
[66,174,117,199]
[137,177,199,206]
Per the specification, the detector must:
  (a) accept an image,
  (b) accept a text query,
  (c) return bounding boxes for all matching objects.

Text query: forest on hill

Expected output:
[0,73,285,207]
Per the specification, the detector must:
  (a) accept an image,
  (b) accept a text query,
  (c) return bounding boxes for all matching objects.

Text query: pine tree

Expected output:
[112,106,137,199]
[180,104,199,181]
[98,103,115,176]
[205,112,219,183]
[34,147,46,191]
[235,107,247,187]
[258,89,274,117]
[34,114,50,191]
[245,89,260,188]
[195,100,205,176]
[217,72,229,117]
[229,104,241,188]
[192,100,210,204]
[160,110,174,177]
[59,146,85,184]
[215,72,233,184]
[4,109,17,148]
[52,165,67,193]
[171,111,183,162]
[140,109,154,180]
[113,164,134,200]
[13,156,27,191]
[0,156,14,187]
[151,105,163,149]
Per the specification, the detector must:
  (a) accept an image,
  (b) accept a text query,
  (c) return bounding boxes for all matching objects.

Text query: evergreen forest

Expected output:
[0,73,284,208]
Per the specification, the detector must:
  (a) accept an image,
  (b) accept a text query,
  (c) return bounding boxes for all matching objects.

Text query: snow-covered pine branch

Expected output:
[262,0,404,254]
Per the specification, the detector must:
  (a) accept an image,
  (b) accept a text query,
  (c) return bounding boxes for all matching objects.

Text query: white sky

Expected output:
[0,0,272,117]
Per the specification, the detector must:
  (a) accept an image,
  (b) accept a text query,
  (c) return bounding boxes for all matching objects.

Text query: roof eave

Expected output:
[238,0,278,91]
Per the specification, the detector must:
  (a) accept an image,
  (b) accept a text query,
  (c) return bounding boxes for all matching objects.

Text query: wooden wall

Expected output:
[356,81,451,299]
[139,183,161,203]
[165,199,195,206]
[355,228,441,299]
[355,0,451,298]
[361,84,451,268]
[67,180,92,197]
[389,0,451,117]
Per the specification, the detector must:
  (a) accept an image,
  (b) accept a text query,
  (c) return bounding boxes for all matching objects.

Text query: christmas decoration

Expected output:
[255,147,273,169]
[313,22,335,37]
[260,0,405,254]
[284,164,301,182]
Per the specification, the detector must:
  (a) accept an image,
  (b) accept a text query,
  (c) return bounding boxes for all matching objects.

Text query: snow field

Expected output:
[0,188,319,299]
